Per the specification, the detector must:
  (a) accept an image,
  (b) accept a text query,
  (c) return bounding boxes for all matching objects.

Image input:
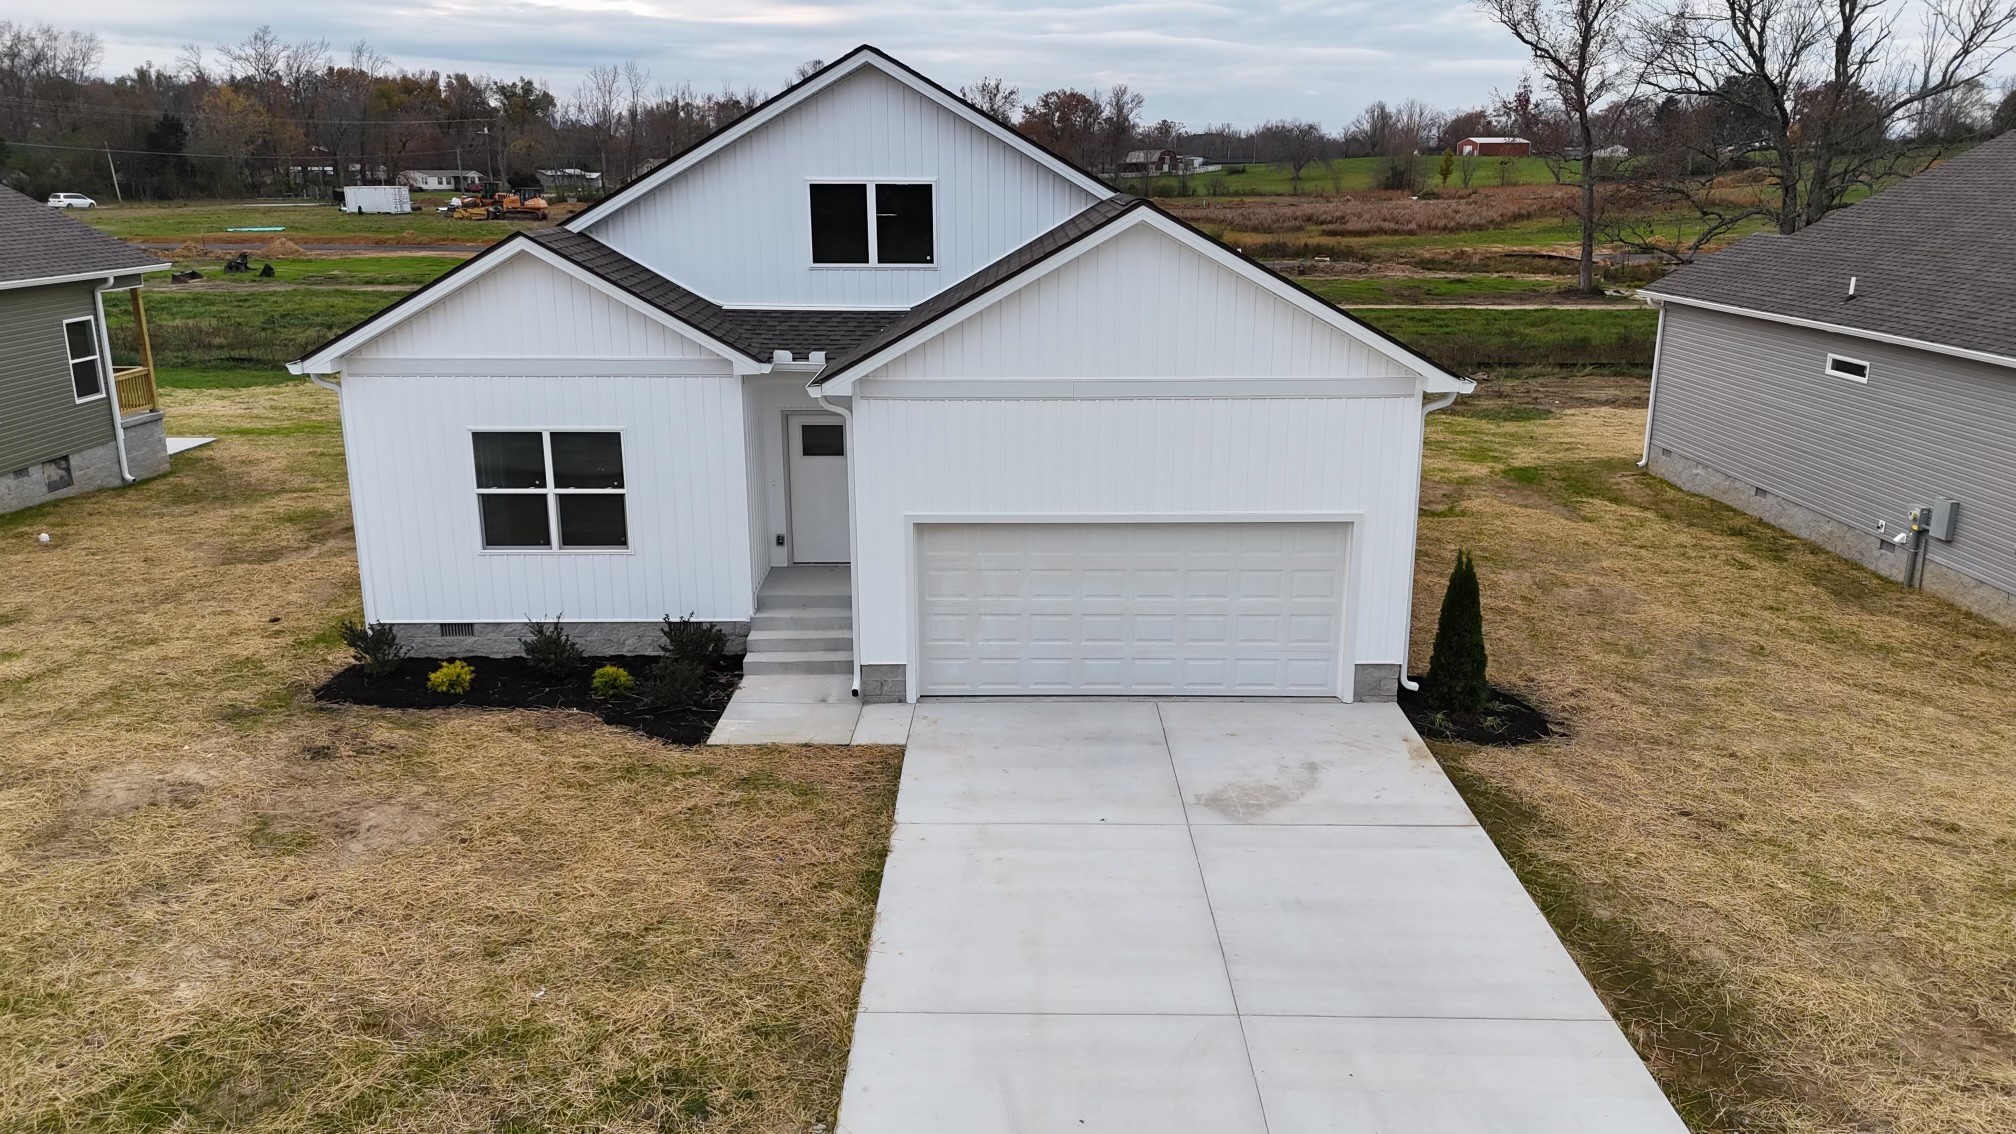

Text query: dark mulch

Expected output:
[314,654,744,746]
[1398,679,1555,746]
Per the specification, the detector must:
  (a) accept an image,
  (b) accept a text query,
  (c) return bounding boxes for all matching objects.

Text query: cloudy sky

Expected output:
[24,1,1535,128]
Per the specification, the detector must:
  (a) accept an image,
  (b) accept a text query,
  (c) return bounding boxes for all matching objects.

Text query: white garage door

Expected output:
[917,522,1348,697]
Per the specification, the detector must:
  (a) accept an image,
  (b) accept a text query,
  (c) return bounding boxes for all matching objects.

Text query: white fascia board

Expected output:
[819,209,1474,396]
[0,263,171,292]
[1645,291,2016,372]
[288,238,763,374]
[566,51,1109,234]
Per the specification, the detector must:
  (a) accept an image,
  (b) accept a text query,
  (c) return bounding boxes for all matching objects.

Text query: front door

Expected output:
[787,414,850,563]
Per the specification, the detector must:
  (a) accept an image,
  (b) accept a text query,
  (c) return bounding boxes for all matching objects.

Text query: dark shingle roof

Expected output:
[0,186,163,286]
[815,195,1140,382]
[1643,132,2016,359]
[527,227,899,361]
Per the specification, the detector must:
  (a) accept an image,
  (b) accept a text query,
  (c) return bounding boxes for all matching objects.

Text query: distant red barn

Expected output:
[1456,137,1532,158]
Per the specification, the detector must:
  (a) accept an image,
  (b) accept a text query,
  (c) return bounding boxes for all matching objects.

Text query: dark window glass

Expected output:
[71,358,102,399]
[479,494,551,547]
[558,494,628,548]
[800,422,845,457]
[875,184,934,264]
[473,432,547,488]
[810,183,870,263]
[1830,357,1869,379]
[551,432,624,489]
[64,320,96,361]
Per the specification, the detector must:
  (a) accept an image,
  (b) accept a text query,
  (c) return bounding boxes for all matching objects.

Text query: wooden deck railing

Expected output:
[114,366,158,414]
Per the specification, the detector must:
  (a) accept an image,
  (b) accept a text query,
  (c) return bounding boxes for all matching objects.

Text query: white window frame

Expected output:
[807,178,938,269]
[470,428,631,555]
[62,315,105,403]
[1825,353,1871,383]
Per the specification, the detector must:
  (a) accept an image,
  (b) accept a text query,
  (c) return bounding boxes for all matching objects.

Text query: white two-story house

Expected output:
[291,47,1470,704]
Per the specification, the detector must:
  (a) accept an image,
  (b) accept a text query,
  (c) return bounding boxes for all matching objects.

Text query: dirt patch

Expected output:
[337,802,442,861]
[75,765,220,819]
[315,654,743,746]
[1457,373,1650,412]
[1398,682,1555,746]
[258,237,308,257]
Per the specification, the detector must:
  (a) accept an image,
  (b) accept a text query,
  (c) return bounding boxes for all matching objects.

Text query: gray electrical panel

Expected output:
[1930,497,1961,541]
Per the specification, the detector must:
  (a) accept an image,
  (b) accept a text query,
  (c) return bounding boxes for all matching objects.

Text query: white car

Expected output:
[46,192,97,208]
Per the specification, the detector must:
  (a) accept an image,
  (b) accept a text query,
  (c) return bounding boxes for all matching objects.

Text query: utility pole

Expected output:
[104,144,123,203]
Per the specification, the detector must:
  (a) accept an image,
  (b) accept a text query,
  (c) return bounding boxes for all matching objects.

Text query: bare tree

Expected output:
[1478,0,1633,291]
[959,76,1021,123]
[573,63,624,179]
[791,59,825,84]
[1257,118,1328,191]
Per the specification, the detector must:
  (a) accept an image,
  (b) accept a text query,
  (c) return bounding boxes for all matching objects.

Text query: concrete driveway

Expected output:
[835,701,1687,1134]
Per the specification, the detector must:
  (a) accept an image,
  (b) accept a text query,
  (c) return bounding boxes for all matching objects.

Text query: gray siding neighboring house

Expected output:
[0,187,172,515]
[1642,131,2016,626]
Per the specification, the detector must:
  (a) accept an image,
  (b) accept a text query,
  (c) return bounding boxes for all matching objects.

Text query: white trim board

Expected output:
[567,48,1111,234]
[1644,291,2016,373]
[815,207,1474,396]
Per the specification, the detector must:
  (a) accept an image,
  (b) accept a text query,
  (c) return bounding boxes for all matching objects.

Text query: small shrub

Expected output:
[520,616,585,682]
[591,664,635,699]
[641,658,706,711]
[339,619,406,679]
[659,613,727,668]
[1426,550,1489,715]
[427,659,475,695]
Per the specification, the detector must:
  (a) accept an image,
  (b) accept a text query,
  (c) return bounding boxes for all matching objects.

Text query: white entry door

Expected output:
[787,414,850,563]
[917,522,1348,697]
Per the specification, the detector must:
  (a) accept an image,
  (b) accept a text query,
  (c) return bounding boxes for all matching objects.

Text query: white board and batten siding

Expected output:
[338,250,756,628]
[582,66,1101,309]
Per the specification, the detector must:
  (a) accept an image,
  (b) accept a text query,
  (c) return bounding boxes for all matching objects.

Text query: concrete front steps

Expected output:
[745,566,853,677]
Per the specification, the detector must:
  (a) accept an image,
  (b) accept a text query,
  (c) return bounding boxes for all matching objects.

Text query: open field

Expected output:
[1356,306,1658,370]
[107,289,403,371]
[80,200,547,245]
[0,383,901,1132]
[1296,273,1627,306]
[158,255,473,288]
[1417,388,2016,1133]
[1116,155,1573,196]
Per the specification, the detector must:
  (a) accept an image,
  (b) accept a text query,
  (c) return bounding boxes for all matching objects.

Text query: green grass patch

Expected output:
[156,367,300,389]
[1355,306,1658,370]
[107,289,396,368]
[81,200,536,243]
[165,255,467,287]
[1298,275,1617,306]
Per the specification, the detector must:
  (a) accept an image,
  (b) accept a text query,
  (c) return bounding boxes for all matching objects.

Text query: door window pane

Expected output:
[551,432,624,488]
[875,184,934,264]
[558,494,628,548]
[473,432,547,488]
[800,422,845,457]
[810,183,870,263]
[479,494,552,547]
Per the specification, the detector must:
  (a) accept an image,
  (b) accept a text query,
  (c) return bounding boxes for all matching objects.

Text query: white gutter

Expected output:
[1639,302,1667,468]
[1645,291,2016,373]
[1398,388,1463,693]
[0,263,170,293]
[812,370,864,698]
[91,278,134,484]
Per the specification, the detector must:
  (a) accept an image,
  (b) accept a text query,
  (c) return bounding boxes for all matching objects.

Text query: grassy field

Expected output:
[159,255,472,287]
[1297,274,1627,306]
[1116,155,1573,196]
[0,383,901,1131]
[1417,387,2016,1133]
[81,201,542,244]
[107,289,403,371]
[1356,307,1658,370]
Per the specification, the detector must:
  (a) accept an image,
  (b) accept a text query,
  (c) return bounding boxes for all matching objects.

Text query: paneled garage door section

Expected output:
[918,522,1348,697]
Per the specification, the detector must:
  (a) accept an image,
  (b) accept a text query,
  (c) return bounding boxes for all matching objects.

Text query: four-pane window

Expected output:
[809,182,933,265]
[473,431,627,550]
[63,317,103,401]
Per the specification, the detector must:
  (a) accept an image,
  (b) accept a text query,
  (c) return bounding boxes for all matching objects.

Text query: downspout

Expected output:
[92,278,134,483]
[813,376,864,698]
[1639,300,1667,468]
[1398,388,1462,693]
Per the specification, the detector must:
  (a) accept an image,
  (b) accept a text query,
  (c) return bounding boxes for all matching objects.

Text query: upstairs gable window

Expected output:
[810,181,934,266]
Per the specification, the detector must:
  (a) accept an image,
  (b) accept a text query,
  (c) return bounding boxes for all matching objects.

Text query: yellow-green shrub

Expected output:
[427,659,475,695]
[590,664,635,699]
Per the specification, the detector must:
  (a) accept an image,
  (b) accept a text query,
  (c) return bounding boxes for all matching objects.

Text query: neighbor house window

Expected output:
[62,317,103,401]
[1826,354,1871,383]
[809,182,933,265]
[473,431,627,550]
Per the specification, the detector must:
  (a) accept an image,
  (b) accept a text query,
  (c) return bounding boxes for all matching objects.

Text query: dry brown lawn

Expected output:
[1420,391,2016,1133]
[0,384,899,1132]
[1167,191,1570,238]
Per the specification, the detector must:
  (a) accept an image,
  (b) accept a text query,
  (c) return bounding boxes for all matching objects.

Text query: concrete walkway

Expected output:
[836,701,1686,1133]
[705,675,914,746]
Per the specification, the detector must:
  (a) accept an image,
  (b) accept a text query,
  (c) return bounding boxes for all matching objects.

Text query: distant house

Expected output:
[537,168,604,191]
[1641,133,2016,627]
[399,169,484,192]
[1593,144,1631,160]
[1118,149,1180,175]
[1456,137,1531,157]
[0,187,173,515]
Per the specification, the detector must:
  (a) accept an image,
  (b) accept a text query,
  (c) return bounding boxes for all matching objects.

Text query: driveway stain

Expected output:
[1194,760,1324,822]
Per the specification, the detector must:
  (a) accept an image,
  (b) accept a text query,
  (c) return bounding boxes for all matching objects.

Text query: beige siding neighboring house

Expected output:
[1641,133,2016,626]
[0,187,172,515]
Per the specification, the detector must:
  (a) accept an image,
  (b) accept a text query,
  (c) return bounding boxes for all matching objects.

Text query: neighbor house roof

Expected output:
[1643,130,2016,364]
[0,186,165,290]
[1460,137,1530,144]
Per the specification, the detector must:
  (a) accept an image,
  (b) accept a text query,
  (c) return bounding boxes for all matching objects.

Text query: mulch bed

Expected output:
[314,654,743,746]
[1398,679,1555,746]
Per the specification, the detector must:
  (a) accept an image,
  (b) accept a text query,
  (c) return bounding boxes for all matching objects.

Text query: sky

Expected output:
[19,0,1537,129]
